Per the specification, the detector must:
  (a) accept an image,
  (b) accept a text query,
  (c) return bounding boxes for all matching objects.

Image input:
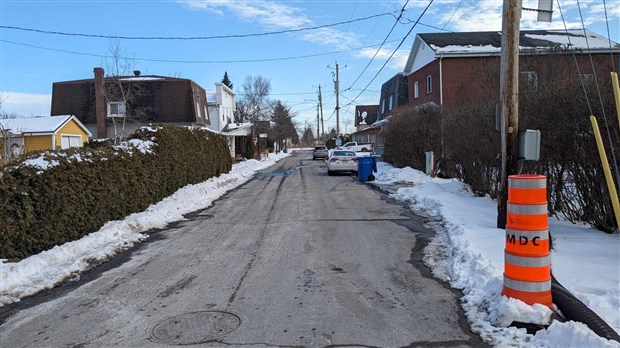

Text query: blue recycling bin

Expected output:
[357,156,376,182]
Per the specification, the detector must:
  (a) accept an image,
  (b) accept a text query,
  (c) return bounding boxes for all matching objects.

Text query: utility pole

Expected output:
[318,85,325,143]
[497,0,522,229]
[316,102,320,143]
[335,62,340,137]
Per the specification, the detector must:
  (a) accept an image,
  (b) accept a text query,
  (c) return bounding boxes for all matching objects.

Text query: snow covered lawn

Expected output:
[374,162,620,347]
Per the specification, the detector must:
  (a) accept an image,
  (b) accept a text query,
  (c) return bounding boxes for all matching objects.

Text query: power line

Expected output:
[440,0,463,31]
[344,0,410,92]
[0,38,401,65]
[576,0,620,183]
[347,0,434,107]
[602,0,616,73]
[0,12,397,41]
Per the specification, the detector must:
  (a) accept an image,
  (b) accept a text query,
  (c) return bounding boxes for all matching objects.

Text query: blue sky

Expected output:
[1,0,619,134]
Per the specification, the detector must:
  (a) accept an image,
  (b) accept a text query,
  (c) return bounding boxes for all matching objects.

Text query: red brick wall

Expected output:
[407,61,440,107]
[407,53,619,115]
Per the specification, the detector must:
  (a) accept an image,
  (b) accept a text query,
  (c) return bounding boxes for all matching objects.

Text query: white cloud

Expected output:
[448,0,503,32]
[302,28,359,49]
[1,92,51,117]
[179,0,311,29]
[443,0,618,33]
[179,0,363,56]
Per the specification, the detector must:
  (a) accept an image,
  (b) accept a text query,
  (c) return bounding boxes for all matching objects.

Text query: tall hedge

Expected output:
[0,125,232,260]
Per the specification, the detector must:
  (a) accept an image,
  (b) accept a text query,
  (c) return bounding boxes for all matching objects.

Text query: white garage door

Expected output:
[60,135,83,149]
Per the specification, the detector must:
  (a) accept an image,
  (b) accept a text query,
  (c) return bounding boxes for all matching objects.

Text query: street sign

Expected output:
[259,133,268,138]
[335,138,342,146]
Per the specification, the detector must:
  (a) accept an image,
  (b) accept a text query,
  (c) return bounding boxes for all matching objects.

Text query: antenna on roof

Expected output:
[523,0,553,23]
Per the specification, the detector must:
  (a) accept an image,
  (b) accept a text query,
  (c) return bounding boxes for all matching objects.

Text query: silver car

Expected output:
[326,150,358,176]
[312,145,328,160]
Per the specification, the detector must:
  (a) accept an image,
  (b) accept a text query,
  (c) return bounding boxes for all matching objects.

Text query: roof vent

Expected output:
[134,70,141,76]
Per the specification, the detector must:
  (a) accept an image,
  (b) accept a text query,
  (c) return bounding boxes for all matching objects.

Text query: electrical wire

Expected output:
[0,12,398,41]
[576,0,620,185]
[0,38,401,65]
[440,0,463,32]
[557,0,593,115]
[602,0,616,73]
[344,0,410,92]
[346,0,434,107]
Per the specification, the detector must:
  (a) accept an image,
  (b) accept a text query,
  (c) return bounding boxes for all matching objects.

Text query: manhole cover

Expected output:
[150,311,240,345]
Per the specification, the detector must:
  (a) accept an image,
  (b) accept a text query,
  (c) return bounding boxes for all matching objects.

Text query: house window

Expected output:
[107,102,125,118]
[414,81,419,99]
[196,102,202,120]
[381,99,385,113]
[60,135,82,149]
[426,75,432,94]
[389,95,393,110]
[520,71,538,90]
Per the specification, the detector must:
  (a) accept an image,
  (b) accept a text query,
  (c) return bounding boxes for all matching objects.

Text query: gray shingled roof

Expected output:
[419,29,619,53]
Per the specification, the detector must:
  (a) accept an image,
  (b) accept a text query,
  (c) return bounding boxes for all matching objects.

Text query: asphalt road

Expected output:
[0,150,487,347]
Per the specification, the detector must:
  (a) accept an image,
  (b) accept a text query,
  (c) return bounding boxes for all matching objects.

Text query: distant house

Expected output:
[0,115,91,162]
[403,29,620,113]
[378,73,408,120]
[351,105,380,144]
[51,68,210,139]
[206,83,252,157]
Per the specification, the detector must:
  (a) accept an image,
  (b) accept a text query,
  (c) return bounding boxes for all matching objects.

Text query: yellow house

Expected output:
[0,115,92,161]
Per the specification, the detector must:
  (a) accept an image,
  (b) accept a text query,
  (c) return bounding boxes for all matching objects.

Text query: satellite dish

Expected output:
[361,111,368,124]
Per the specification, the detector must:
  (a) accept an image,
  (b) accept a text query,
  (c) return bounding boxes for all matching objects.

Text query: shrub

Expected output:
[0,125,232,260]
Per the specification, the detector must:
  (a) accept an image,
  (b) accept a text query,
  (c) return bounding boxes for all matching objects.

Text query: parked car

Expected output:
[337,141,373,152]
[312,145,328,160]
[327,150,358,176]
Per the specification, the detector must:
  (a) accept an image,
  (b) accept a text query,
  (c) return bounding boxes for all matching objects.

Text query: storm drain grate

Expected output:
[150,311,240,345]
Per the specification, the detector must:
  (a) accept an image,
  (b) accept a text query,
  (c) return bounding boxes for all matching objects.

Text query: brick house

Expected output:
[403,29,620,114]
[351,105,380,145]
[51,68,210,139]
[378,73,408,121]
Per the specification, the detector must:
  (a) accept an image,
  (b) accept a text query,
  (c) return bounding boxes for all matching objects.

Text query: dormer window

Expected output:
[107,102,126,117]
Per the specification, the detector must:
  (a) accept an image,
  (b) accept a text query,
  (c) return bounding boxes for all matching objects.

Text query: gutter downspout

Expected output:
[439,55,444,108]
[439,55,445,175]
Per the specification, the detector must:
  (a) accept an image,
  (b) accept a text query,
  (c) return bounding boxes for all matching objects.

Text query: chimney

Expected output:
[134,70,141,77]
[94,67,107,138]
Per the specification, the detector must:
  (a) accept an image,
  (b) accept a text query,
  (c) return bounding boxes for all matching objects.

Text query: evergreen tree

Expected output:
[222,72,233,89]
[244,136,254,159]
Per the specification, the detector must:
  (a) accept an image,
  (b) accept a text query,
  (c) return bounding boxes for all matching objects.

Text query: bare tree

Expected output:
[103,40,139,144]
[0,91,10,165]
[238,75,271,124]
[343,117,352,134]
[0,92,21,165]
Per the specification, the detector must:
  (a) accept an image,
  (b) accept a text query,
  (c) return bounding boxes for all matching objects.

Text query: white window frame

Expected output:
[381,99,385,113]
[196,102,202,120]
[60,134,83,149]
[414,81,419,99]
[426,75,432,94]
[107,101,126,118]
[389,95,393,110]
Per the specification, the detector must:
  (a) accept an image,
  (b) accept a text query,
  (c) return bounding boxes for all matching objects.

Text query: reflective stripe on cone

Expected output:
[507,203,548,230]
[504,252,551,281]
[502,274,553,308]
